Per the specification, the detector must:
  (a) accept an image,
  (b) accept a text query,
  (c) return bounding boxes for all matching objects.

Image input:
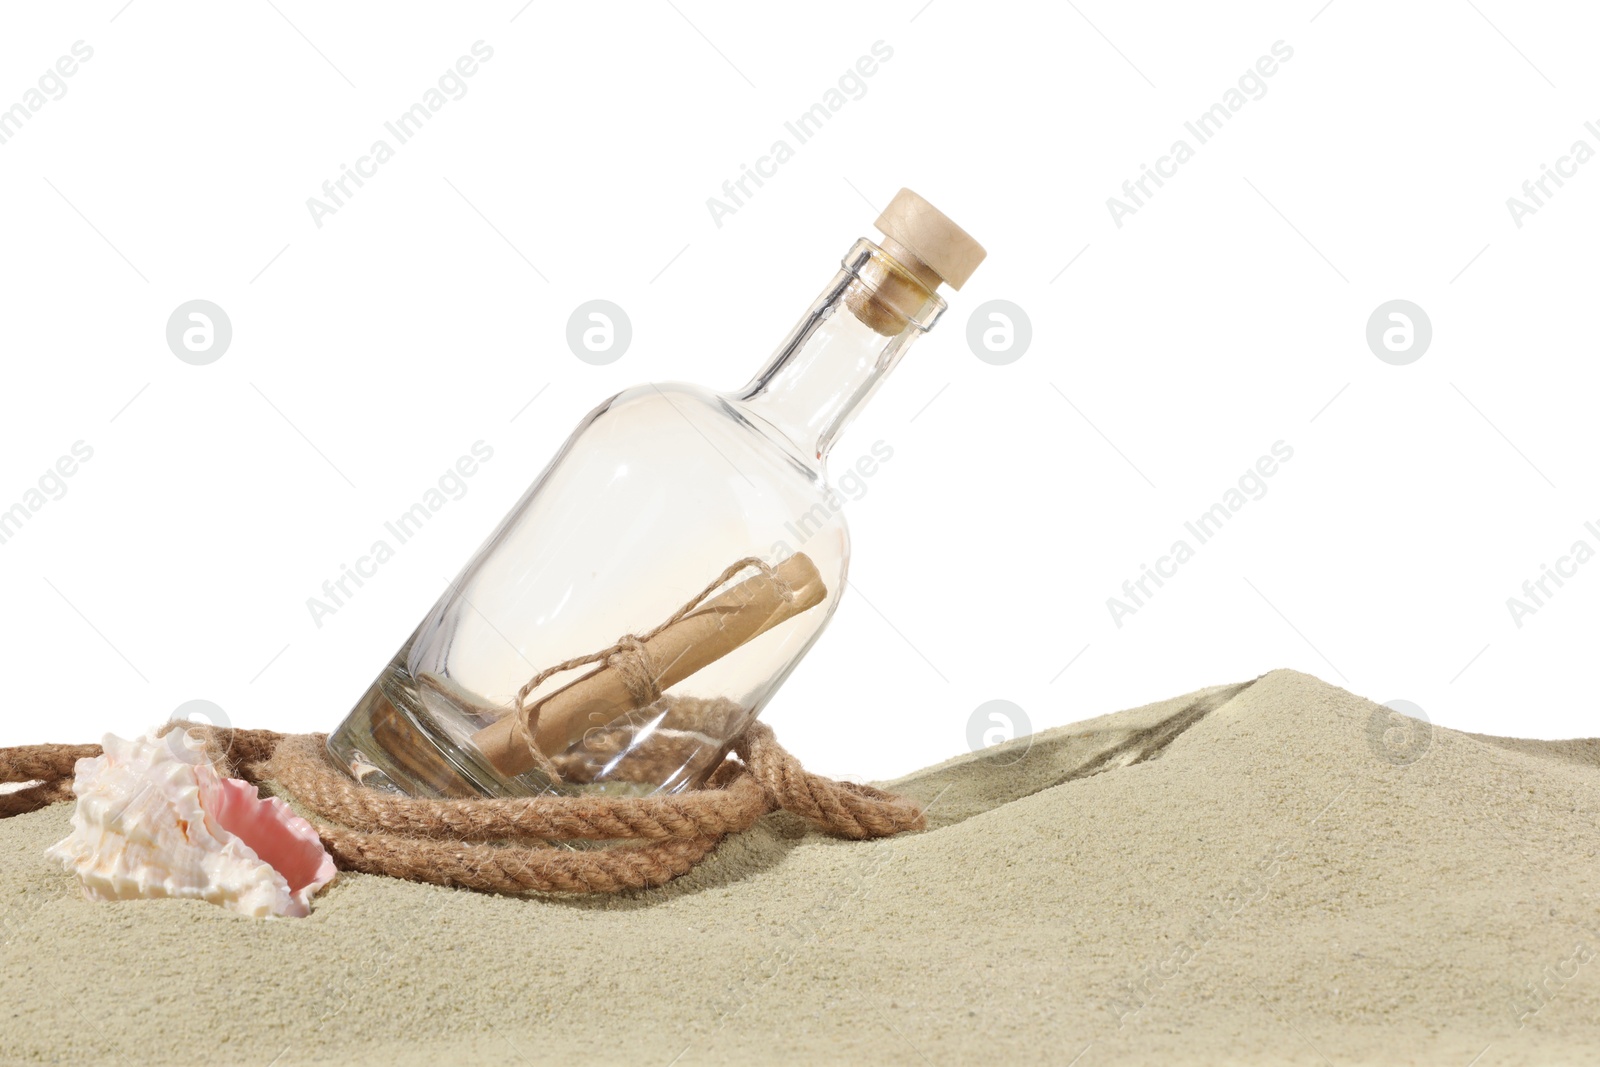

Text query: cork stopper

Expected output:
[873,188,986,290]
[845,189,985,336]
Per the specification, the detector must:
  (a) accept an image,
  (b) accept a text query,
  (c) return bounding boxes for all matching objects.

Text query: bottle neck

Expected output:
[732,239,946,466]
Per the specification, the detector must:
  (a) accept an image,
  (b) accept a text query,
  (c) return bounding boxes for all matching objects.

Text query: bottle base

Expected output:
[326,667,557,799]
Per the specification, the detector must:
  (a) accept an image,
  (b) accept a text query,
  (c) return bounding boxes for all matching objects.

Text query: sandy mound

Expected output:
[2,669,1596,1065]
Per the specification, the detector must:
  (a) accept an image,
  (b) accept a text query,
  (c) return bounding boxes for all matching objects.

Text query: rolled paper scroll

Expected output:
[472,553,827,778]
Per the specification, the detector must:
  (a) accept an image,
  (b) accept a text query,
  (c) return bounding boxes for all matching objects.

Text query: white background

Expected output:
[1,1,1595,782]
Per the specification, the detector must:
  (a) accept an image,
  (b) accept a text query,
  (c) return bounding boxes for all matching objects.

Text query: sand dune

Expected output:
[2,669,1597,1065]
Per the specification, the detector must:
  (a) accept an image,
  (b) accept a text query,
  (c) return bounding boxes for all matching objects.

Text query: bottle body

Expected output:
[327,238,947,798]
[329,383,849,797]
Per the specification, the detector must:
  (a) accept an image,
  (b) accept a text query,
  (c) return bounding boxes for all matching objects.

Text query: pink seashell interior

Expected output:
[208,778,338,903]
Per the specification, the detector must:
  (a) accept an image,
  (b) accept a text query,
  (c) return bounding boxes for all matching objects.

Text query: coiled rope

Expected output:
[0,721,924,895]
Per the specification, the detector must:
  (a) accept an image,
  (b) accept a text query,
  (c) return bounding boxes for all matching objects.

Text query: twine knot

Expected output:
[605,634,660,709]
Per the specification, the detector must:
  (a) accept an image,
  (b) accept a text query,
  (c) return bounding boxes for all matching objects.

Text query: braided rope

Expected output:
[0,721,923,895]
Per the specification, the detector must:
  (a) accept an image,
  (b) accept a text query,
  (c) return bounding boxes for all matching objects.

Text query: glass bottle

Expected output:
[326,189,985,798]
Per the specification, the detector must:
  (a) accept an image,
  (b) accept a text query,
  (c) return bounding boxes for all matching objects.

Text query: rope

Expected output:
[0,720,924,895]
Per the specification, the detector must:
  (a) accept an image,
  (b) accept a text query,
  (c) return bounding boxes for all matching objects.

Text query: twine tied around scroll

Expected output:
[0,720,926,895]
[474,553,828,780]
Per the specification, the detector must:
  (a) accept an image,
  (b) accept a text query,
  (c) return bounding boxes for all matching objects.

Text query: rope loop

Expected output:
[0,718,923,895]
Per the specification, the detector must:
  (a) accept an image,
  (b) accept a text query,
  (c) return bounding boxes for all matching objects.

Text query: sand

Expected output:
[2,669,1598,1065]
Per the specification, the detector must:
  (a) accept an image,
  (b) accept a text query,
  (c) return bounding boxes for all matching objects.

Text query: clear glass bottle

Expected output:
[327,189,984,798]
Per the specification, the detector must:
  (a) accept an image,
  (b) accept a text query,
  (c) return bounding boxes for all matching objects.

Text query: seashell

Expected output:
[45,728,336,918]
